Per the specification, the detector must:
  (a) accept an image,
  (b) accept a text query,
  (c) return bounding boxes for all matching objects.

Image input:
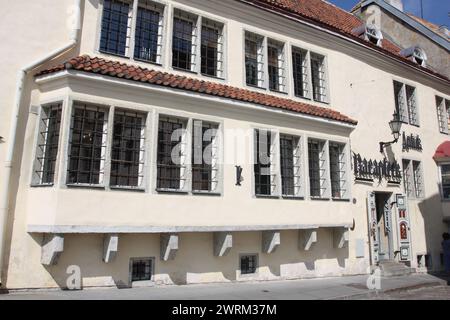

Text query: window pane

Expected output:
[329,142,346,199]
[406,85,418,125]
[131,259,152,281]
[240,255,257,274]
[201,21,222,77]
[68,104,107,185]
[134,3,161,63]
[254,130,272,196]
[292,49,307,97]
[172,16,194,71]
[245,37,258,86]
[110,111,146,187]
[308,139,325,197]
[268,41,284,92]
[311,54,326,102]
[100,0,130,56]
[394,81,408,123]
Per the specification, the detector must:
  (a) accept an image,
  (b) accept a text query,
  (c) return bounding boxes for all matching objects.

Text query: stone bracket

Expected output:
[160,233,179,261]
[213,232,233,257]
[41,234,64,266]
[103,234,118,263]
[333,227,349,249]
[299,229,318,251]
[262,230,281,254]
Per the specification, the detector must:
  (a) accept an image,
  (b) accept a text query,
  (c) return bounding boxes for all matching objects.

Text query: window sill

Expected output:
[201,73,225,81]
[282,195,304,200]
[269,89,288,95]
[313,98,329,105]
[133,57,162,67]
[30,183,54,188]
[332,197,351,202]
[66,183,105,190]
[171,66,198,75]
[246,84,266,91]
[255,194,279,199]
[156,188,189,194]
[110,186,146,192]
[192,191,222,196]
[294,94,311,100]
[98,50,129,60]
[310,197,330,201]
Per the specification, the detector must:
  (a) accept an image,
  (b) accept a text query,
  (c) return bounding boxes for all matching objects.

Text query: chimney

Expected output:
[384,0,403,12]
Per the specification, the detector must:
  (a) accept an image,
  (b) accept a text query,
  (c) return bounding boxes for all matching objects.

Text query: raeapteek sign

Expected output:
[353,153,402,182]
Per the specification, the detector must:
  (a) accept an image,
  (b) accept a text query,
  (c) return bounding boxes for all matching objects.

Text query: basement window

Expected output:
[240,254,258,275]
[67,103,108,186]
[131,258,153,282]
[33,103,63,185]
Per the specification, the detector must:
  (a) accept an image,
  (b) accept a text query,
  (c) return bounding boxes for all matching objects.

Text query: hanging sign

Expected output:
[353,153,402,182]
[402,132,422,152]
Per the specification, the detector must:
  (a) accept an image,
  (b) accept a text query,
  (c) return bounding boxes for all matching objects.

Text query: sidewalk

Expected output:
[0,273,448,300]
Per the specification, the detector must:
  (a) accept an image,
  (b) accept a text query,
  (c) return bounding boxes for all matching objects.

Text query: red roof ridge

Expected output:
[35,55,358,126]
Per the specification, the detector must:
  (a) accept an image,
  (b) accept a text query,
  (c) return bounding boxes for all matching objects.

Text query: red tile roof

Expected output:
[244,0,449,82]
[36,55,358,125]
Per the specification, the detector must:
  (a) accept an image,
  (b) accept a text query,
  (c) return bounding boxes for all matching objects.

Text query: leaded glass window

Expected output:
[134,1,163,63]
[100,0,132,56]
[254,129,275,196]
[308,139,327,198]
[172,11,197,71]
[311,53,327,102]
[201,19,224,78]
[245,32,264,87]
[280,135,301,197]
[292,48,309,98]
[329,142,347,199]
[267,40,285,92]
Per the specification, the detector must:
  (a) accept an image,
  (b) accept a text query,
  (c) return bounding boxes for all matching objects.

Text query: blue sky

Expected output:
[327,0,450,27]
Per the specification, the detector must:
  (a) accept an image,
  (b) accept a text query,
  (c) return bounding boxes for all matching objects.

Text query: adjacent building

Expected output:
[0,0,449,289]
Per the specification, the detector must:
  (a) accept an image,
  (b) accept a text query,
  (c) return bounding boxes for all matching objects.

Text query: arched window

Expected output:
[413,47,427,67]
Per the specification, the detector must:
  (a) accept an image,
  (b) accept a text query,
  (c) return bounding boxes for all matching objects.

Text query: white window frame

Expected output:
[438,162,450,201]
[200,17,225,79]
[310,53,328,103]
[267,39,286,93]
[365,24,383,47]
[171,8,199,73]
[405,84,419,126]
[291,46,311,99]
[244,31,265,88]
[329,141,349,200]
[402,159,424,199]
[279,134,303,198]
[307,138,330,199]
[436,96,450,134]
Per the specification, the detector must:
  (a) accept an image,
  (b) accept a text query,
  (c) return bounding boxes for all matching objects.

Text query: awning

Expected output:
[433,141,450,161]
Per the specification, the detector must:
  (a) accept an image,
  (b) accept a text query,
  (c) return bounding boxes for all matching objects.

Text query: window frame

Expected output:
[200,17,225,79]
[393,80,420,126]
[436,96,450,134]
[307,138,330,199]
[244,31,266,89]
[402,158,425,199]
[438,162,450,201]
[129,257,155,284]
[329,141,349,200]
[279,134,303,198]
[239,253,259,276]
[291,46,311,100]
[310,53,329,103]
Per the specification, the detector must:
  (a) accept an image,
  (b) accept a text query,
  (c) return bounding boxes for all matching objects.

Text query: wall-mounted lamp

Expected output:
[0,136,4,143]
[379,113,402,153]
[235,166,243,186]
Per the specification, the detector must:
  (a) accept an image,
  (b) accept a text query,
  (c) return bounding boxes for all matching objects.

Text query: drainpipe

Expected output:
[0,0,81,286]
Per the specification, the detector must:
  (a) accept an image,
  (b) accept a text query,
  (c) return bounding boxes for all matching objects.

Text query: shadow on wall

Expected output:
[35,229,349,289]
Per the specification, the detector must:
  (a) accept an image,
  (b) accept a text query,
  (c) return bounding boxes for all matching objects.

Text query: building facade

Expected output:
[0,0,449,289]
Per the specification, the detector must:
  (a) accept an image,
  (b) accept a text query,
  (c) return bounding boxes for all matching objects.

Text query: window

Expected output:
[329,142,347,199]
[134,1,164,63]
[413,47,427,67]
[394,81,418,125]
[201,19,224,78]
[192,120,219,192]
[403,159,424,198]
[156,116,187,190]
[436,96,450,134]
[33,104,63,185]
[308,139,327,198]
[131,258,152,282]
[254,129,276,196]
[110,110,146,188]
[245,32,264,87]
[100,0,132,56]
[67,104,108,185]
[292,47,309,98]
[240,254,258,275]
[365,24,383,46]
[440,164,450,200]
[280,135,301,197]
[172,10,197,72]
[267,40,286,92]
[311,53,327,103]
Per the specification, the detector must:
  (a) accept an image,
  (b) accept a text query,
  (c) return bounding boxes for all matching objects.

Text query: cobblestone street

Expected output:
[363,285,450,300]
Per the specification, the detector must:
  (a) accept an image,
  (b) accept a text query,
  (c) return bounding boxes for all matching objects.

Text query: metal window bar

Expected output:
[172,11,197,71]
[110,110,146,188]
[402,159,414,197]
[100,0,132,56]
[280,135,301,196]
[192,120,219,192]
[311,54,327,102]
[329,142,346,199]
[134,1,163,63]
[201,19,223,77]
[240,255,257,274]
[292,48,308,98]
[67,104,108,185]
[308,139,326,197]
[441,164,450,199]
[406,85,418,125]
[131,259,152,281]
[413,161,424,198]
[254,129,275,196]
[268,40,285,92]
[34,104,63,185]
[157,116,187,190]
[245,32,264,87]
[394,81,408,123]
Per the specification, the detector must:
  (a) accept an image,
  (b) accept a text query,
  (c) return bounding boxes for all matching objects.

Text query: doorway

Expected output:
[375,193,393,262]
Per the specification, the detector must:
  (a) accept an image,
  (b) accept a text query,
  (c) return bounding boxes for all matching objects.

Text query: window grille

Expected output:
[280,135,301,197]
[406,85,419,126]
[311,54,327,102]
[394,81,408,123]
[412,161,424,198]
[402,159,414,198]
[156,116,187,190]
[240,254,258,274]
[192,120,219,192]
[308,139,327,198]
[201,19,224,78]
[100,0,132,56]
[254,129,276,196]
[67,104,108,185]
[292,48,309,98]
[34,104,63,185]
[131,258,152,281]
[329,142,347,199]
[134,1,164,63]
[267,40,285,92]
[245,32,264,87]
[110,110,146,188]
[440,164,450,199]
[172,10,197,72]
[436,96,449,134]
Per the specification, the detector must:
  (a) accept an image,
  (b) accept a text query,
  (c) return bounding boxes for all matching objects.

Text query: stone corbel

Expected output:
[262,230,281,254]
[299,229,318,251]
[213,232,233,257]
[333,227,349,249]
[41,234,64,266]
[103,234,118,263]
[160,233,179,261]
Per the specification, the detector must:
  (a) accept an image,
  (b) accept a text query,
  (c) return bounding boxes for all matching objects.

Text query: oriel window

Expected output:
[67,104,108,185]
[110,110,146,188]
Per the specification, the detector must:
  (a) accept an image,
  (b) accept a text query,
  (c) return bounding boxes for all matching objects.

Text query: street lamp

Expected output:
[379,113,402,153]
